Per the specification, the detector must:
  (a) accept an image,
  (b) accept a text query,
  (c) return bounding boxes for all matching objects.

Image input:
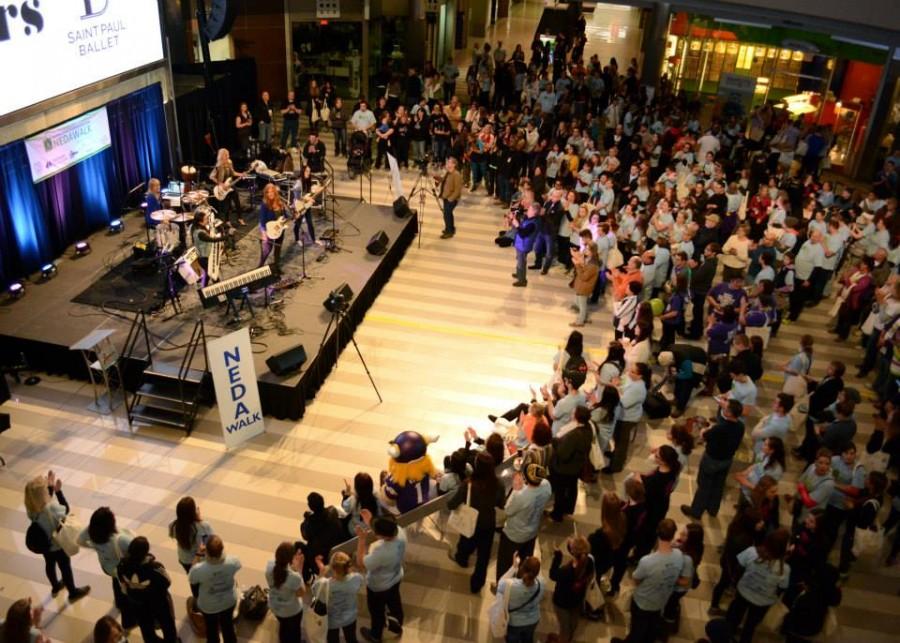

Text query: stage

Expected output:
[0,195,417,421]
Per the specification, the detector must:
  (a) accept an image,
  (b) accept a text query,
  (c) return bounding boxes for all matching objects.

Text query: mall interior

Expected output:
[0,1,899,642]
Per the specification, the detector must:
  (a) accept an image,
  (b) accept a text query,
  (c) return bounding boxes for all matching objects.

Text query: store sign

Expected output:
[718,72,756,111]
[0,0,164,117]
[24,107,111,183]
[208,328,266,449]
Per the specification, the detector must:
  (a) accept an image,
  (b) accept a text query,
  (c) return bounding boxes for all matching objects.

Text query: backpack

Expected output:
[564,354,588,389]
[26,521,51,555]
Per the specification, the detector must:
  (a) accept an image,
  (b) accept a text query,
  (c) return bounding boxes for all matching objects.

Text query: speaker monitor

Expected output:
[265,345,307,377]
[323,283,354,313]
[367,231,390,256]
[393,197,411,218]
[0,413,9,432]
[203,0,237,41]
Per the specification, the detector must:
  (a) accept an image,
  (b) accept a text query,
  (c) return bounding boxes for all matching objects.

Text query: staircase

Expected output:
[123,312,210,435]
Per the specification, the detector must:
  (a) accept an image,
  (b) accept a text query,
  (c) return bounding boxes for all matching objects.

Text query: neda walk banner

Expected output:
[207,328,265,448]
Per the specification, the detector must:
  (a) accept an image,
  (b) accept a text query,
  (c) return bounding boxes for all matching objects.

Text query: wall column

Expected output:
[640,2,670,90]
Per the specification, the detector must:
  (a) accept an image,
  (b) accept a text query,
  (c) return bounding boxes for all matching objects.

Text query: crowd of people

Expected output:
[11,15,900,643]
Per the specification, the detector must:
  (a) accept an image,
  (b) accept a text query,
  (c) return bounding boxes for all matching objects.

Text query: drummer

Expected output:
[145,178,163,227]
[155,211,181,255]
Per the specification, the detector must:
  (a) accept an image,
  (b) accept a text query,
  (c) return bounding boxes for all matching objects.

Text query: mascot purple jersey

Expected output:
[382,431,439,514]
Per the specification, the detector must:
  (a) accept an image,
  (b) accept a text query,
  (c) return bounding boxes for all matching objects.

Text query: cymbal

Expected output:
[151,209,177,222]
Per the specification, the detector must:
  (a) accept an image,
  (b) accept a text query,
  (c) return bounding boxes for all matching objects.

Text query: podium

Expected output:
[69,329,122,414]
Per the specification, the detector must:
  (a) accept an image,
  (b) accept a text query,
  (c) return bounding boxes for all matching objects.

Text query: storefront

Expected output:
[663,12,888,176]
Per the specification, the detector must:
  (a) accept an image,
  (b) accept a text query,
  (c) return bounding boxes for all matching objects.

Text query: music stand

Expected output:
[69,329,123,414]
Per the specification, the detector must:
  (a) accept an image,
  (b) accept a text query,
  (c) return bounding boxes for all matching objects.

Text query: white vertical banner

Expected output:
[207,328,265,448]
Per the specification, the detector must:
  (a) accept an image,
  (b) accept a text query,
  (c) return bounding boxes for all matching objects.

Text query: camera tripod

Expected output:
[408,169,444,249]
[319,299,382,402]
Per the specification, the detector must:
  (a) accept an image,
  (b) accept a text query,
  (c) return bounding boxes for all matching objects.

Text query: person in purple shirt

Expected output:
[705,305,739,395]
[706,275,748,321]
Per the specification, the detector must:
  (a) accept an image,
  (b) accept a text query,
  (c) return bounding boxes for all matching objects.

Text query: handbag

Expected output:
[447,484,478,538]
[239,585,269,620]
[782,375,807,400]
[186,597,207,637]
[589,422,605,471]
[303,578,330,643]
[52,513,82,557]
[488,561,518,637]
[319,102,331,124]
[861,450,890,473]
[583,555,605,620]
[761,599,789,632]
[606,245,624,270]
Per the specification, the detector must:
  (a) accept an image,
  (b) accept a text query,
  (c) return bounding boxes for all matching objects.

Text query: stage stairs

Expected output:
[121,312,211,435]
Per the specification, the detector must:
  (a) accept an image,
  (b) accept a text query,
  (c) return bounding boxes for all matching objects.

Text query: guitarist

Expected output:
[258,183,286,269]
[209,148,246,227]
[292,164,322,247]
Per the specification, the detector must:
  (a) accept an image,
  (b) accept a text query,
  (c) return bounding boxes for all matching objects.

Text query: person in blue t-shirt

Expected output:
[612,519,690,643]
[188,535,242,643]
[356,511,406,643]
[497,556,545,643]
[265,542,305,643]
[312,551,365,643]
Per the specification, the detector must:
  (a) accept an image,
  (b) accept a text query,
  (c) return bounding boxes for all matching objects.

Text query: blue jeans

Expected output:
[257,121,272,146]
[505,623,537,643]
[442,199,457,234]
[433,137,449,163]
[515,249,528,283]
[471,159,487,188]
[534,232,555,270]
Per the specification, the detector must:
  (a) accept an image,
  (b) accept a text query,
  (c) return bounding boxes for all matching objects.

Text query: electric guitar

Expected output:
[213,175,248,201]
[264,184,325,240]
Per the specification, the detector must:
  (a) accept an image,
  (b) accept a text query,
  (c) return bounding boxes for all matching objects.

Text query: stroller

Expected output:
[347,131,371,179]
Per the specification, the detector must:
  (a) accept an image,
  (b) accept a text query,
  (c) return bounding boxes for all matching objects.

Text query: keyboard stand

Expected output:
[226,287,254,324]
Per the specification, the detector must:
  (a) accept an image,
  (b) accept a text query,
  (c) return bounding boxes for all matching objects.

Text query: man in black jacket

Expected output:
[549,406,593,521]
[298,492,344,581]
[687,243,719,338]
[682,400,745,519]
[794,362,845,461]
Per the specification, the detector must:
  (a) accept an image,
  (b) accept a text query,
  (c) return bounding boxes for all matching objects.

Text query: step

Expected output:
[143,361,207,385]
[129,404,191,431]
[136,380,199,406]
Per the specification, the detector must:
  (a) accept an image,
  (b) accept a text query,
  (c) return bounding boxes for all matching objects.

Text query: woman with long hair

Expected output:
[291,164,320,247]
[587,491,627,580]
[497,556,545,643]
[311,551,364,643]
[726,528,792,643]
[23,472,90,601]
[597,341,626,385]
[265,542,305,643]
[549,536,595,642]
[340,472,380,537]
[257,182,286,268]
[450,451,505,593]
[663,522,705,626]
[735,437,786,507]
[590,385,619,454]
[77,507,134,627]
[749,475,781,536]
[209,148,245,226]
[116,536,178,643]
[3,598,48,643]
[709,506,764,616]
[168,496,214,589]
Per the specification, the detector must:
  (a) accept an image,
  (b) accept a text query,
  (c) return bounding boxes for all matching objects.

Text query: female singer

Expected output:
[209,148,246,227]
[258,183,286,269]
[291,164,320,247]
[235,102,253,158]
[191,209,227,287]
[145,178,162,228]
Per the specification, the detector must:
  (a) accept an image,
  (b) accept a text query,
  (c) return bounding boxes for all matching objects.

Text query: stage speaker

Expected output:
[266,345,307,377]
[0,413,9,431]
[393,197,413,218]
[203,0,237,41]
[366,231,390,256]
[323,283,354,313]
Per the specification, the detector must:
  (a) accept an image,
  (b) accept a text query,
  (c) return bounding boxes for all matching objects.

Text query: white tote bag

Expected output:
[782,375,807,400]
[447,484,478,538]
[53,513,82,557]
[488,561,518,637]
[589,422,605,471]
[583,555,604,617]
[302,578,330,643]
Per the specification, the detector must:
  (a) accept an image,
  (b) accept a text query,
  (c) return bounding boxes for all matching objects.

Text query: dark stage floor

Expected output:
[0,196,417,420]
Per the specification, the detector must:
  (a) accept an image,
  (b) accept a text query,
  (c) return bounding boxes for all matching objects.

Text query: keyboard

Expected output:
[199,266,279,307]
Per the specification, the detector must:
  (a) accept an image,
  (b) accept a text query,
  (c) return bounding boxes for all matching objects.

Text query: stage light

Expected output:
[109,219,124,233]
[74,240,91,257]
[40,263,57,280]
[7,282,25,299]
